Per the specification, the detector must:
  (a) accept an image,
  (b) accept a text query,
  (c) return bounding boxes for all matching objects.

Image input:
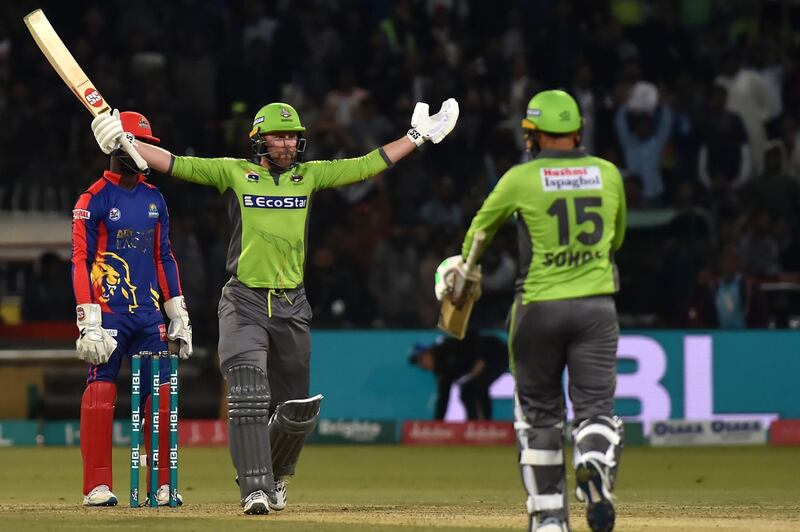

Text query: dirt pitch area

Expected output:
[1,445,798,531]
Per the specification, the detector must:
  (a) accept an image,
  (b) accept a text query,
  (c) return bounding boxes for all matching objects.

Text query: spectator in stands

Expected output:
[7,1,800,331]
[689,246,768,328]
[658,182,715,326]
[614,81,673,206]
[304,229,371,328]
[570,62,597,155]
[623,173,645,210]
[739,208,781,279]
[324,68,369,128]
[714,50,773,175]
[347,96,395,153]
[667,181,715,247]
[21,252,73,322]
[368,226,419,327]
[697,84,751,199]
[419,175,463,230]
[409,331,508,420]
[774,215,800,274]
[776,114,800,179]
[740,141,800,222]
[379,0,417,57]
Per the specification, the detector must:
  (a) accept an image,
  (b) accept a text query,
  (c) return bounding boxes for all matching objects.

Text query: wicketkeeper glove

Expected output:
[75,303,117,365]
[434,255,482,303]
[406,98,460,147]
[164,295,193,359]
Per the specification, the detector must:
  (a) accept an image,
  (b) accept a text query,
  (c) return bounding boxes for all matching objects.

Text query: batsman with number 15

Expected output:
[436,90,627,532]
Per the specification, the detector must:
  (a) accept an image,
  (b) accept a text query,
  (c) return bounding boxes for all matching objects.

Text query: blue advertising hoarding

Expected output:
[309,330,800,430]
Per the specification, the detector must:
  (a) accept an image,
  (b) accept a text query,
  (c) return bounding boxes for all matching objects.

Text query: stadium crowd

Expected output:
[2,0,800,342]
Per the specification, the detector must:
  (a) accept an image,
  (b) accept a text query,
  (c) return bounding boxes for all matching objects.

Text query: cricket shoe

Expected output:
[82,484,118,507]
[269,479,287,511]
[575,459,615,532]
[242,490,270,515]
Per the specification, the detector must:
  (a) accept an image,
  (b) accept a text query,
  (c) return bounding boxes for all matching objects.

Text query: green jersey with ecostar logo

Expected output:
[170,150,390,288]
[462,148,626,303]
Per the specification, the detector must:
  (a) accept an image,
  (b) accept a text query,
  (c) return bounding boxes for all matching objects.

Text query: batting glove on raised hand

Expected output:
[75,303,117,365]
[406,98,460,147]
[91,108,124,154]
[434,255,482,302]
[165,296,193,359]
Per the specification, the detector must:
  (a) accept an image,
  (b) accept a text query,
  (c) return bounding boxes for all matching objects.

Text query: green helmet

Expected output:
[521,90,582,134]
[249,102,306,138]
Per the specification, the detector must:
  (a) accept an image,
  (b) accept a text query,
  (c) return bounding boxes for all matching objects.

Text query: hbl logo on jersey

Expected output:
[243,195,307,209]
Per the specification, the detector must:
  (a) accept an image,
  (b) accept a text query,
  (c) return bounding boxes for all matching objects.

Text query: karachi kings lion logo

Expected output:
[91,251,139,312]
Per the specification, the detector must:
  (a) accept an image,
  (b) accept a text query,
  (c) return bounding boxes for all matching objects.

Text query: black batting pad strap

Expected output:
[226,364,274,501]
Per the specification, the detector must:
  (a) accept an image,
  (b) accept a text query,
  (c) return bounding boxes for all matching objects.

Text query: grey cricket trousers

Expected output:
[217,276,313,413]
[509,295,619,427]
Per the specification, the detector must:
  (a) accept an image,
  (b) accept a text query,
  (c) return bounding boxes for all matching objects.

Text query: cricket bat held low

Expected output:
[437,230,485,340]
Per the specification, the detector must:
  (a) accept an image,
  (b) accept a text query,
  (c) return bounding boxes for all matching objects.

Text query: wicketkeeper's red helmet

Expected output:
[119,111,160,144]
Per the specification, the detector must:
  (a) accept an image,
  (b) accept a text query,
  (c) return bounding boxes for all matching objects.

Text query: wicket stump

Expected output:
[129,351,179,508]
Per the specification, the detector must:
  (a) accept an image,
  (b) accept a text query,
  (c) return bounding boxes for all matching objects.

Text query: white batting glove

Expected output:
[164,296,193,359]
[406,98,460,147]
[75,304,117,365]
[434,255,481,302]
[91,109,124,155]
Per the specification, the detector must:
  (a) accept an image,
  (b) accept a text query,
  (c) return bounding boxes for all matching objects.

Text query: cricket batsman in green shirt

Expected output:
[436,90,625,532]
[91,98,459,515]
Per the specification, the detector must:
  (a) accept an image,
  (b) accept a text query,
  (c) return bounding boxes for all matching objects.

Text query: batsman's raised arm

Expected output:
[309,98,459,189]
[90,98,459,187]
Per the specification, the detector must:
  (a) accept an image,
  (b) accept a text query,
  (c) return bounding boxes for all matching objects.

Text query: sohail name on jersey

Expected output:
[543,249,603,268]
[541,166,602,192]
[243,195,308,209]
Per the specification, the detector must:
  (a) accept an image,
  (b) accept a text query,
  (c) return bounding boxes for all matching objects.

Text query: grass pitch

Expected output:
[0,445,798,531]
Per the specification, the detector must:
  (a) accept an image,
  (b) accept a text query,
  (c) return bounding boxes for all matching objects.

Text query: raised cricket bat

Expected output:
[23,9,148,172]
[437,230,485,340]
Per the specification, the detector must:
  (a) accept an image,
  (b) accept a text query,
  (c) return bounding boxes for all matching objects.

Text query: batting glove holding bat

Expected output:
[91,109,124,154]
[75,303,117,365]
[406,98,460,147]
[434,255,482,303]
[164,295,193,359]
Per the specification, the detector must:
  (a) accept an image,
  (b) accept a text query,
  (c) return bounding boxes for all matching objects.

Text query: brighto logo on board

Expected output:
[242,195,307,209]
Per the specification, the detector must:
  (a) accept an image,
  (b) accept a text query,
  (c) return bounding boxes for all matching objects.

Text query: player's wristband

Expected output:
[406,128,425,147]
